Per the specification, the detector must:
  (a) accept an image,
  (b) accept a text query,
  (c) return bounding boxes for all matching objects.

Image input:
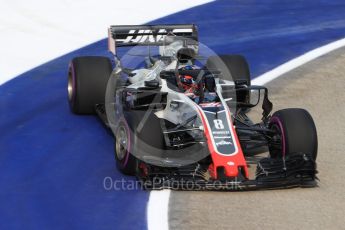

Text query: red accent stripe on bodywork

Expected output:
[196,108,249,179]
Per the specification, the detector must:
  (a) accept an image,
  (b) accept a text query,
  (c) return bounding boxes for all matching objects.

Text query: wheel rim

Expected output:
[269,119,287,158]
[270,124,281,154]
[116,125,129,161]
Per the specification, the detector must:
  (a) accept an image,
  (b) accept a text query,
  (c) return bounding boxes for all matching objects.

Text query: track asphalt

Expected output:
[169,47,345,230]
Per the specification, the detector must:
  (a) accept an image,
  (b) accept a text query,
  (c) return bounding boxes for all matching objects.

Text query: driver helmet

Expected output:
[179,65,199,93]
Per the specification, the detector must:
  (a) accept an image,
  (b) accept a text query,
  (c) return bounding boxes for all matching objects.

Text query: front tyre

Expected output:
[269,108,318,160]
[115,119,138,175]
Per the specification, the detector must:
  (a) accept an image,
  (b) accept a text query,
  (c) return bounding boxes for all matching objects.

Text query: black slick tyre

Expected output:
[68,56,112,114]
[269,108,318,160]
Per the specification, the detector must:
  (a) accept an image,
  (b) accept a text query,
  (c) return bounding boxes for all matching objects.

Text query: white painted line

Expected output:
[147,190,171,230]
[252,37,345,85]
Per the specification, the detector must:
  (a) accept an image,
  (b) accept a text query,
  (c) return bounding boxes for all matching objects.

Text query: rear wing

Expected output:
[108,24,198,55]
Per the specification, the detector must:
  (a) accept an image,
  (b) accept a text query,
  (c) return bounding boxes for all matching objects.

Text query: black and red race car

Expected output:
[67,24,317,190]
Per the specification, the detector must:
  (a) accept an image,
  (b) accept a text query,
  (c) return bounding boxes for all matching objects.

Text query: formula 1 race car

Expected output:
[67,24,318,190]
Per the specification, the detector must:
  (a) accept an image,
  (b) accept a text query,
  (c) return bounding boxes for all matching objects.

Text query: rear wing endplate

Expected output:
[108,24,198,54]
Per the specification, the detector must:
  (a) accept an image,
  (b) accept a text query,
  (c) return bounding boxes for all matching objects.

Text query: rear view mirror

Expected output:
[222,86,272,118]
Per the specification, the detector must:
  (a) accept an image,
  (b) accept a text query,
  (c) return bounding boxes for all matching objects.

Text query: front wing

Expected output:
[138,153,317,191]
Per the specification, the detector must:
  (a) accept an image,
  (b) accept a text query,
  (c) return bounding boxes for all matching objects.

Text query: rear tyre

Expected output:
[68,56,112,114]
[206,55,251,104]
[268,108,318,160]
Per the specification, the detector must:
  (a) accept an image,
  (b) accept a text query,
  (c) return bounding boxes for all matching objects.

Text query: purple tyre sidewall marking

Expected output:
[270,116,286,158]
[69,62,76,104]
[118,117,131,167]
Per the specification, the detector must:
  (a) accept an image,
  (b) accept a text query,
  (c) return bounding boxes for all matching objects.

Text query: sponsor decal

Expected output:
[227,161,235,166]
[213,136,231,139]
[118,28,193,44]
[212,130,230,135]
[215,140,233,146]
[203,110,237,155]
